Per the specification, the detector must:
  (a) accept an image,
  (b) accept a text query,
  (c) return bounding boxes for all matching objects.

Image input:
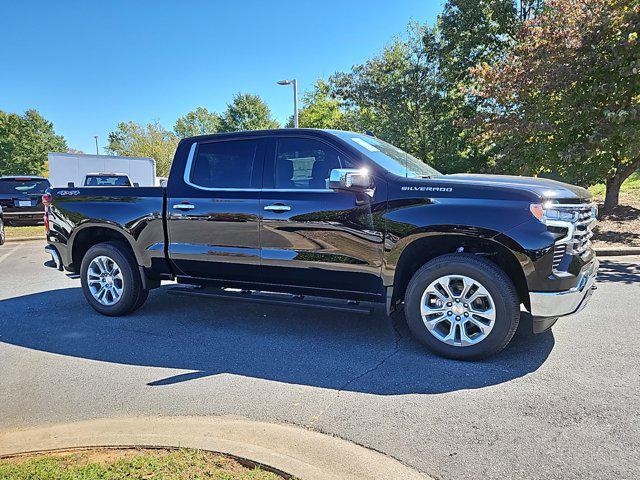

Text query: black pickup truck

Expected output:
[43,129,598,359]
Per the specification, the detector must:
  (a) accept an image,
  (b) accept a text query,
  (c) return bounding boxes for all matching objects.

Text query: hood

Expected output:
[440,174,592,202]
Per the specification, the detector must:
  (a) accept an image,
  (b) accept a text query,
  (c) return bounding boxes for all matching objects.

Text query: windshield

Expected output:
[84,175,132,187]
[336,133,441,178]
[0,178,51,194]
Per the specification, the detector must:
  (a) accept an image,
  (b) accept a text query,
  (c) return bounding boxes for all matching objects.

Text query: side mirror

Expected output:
[329,168,373,192]
[67,182,75,188]
[133,182,139,187]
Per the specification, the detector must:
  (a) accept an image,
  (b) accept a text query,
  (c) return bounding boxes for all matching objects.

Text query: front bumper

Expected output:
[529,258,599,318]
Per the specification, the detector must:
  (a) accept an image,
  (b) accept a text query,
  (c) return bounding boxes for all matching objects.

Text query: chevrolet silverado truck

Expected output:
[43,129,599,359]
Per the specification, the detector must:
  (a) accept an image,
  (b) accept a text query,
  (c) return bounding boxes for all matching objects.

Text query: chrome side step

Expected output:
[168,286,374,315]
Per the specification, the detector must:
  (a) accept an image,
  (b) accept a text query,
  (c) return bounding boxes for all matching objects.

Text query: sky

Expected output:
[1,0,442,154]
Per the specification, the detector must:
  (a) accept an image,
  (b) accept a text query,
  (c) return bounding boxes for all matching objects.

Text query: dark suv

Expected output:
[0,176,50,225]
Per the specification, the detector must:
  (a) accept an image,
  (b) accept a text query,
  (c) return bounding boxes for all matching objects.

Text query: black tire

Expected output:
[404,253,520,360]
[80,241,144,316]
[132,286,149,312]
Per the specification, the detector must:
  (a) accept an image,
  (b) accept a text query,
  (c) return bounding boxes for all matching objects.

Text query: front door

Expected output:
[260,136,385,297]
[166,137,265,281]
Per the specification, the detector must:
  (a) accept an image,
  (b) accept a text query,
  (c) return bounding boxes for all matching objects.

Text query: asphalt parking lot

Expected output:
[0,241,638,479]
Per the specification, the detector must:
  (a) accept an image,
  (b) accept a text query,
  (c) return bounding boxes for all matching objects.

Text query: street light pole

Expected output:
[277,79,299,128]
[292,79,299,129]
[94,136,99,155]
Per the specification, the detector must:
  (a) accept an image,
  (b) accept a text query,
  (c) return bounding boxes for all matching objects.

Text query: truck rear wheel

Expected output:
[80,241,146,316]
[404,253,520,360]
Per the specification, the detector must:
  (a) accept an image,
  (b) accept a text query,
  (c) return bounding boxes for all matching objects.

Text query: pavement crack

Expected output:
[307,312,405,429]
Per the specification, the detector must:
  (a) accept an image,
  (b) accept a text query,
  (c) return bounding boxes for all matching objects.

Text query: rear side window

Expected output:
[275,138,350,189]
[0,178,50,194]
[189,139,260,189]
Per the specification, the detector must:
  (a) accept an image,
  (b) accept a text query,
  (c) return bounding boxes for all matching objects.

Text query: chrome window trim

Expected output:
[183,139,344,194]
[183,139,264,192]
[183,142,199,188]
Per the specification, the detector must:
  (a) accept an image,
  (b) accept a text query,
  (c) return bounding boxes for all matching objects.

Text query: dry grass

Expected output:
[5,225,45,239]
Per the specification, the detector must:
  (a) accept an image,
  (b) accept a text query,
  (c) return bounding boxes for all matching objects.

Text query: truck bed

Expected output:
[47,186,167,274]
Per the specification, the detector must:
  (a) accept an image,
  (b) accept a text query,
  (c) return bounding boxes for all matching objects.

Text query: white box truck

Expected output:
[47,153,157,188]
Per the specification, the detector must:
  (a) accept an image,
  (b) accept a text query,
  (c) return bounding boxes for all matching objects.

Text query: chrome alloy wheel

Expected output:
[87,255,124,306]
[420,275,496,347]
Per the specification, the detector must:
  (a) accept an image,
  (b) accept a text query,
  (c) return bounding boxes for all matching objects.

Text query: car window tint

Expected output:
[275,138,346,189]
[190,139,259,189]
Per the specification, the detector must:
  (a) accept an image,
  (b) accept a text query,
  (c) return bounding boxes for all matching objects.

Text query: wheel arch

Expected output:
[389,233,530,311]
[70,224,139,273]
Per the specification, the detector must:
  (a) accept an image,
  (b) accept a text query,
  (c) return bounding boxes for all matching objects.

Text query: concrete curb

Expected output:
[0,416,429,480]
[4,236,44,243]
[594,247,640,256]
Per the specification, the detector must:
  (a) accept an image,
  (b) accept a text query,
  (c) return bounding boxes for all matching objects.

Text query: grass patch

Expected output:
[0,448,287,480]
[4,225,45,239]
[589,171,640,199]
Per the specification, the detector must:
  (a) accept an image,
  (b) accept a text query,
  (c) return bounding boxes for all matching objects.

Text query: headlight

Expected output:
[530,203,578,224]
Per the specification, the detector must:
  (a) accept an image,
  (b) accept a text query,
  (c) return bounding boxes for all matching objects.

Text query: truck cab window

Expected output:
[275,138,348,189]
[190,139,258,189]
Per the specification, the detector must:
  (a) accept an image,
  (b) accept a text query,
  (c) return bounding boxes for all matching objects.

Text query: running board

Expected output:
[168,286,374,315]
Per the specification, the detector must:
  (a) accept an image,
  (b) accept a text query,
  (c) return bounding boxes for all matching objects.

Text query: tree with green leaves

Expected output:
[0,109,67,176]
[438,0,542,85]
[470,0,640,211]
[286,79,356,129]
[331,24,446,167]
[106,121,178,176]
[221,93,279,132]
[174,107,222,138]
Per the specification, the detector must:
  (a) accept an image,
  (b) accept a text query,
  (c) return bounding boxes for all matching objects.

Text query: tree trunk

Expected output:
[603,158,640,213]
[603,176,622,213]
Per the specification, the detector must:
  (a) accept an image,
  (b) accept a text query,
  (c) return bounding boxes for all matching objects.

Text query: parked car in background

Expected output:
[83,173,134,187]
[47,153,156,188]
[43,129,599,360]
[0,176,50,226]
[0,205,5,245]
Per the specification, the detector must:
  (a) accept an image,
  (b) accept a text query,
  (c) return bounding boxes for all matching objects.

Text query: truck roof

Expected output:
[85,172,129,176]
[180,128,357,143]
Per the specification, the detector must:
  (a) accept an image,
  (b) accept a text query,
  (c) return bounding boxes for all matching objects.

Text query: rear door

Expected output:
[166,137,265,281]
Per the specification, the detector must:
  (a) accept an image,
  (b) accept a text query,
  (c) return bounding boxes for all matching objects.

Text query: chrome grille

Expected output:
[552,203,597,267]
[571,204,597,256]
[553,243,567,269]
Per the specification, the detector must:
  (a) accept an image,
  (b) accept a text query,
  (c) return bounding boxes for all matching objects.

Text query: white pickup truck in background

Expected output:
[47,153,157,188]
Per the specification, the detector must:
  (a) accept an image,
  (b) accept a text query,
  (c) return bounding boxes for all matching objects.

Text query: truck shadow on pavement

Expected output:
[0,286,555,395]
[596,259,640,285]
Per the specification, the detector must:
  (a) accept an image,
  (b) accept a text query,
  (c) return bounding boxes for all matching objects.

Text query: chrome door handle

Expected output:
[263,204,291,212]
[173,203,195,211]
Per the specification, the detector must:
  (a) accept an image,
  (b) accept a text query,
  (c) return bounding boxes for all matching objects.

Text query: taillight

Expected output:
[42,194,52,234]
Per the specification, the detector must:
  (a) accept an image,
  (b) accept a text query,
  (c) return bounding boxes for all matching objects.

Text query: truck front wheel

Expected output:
[80,241,146,316]
[404,253,520,360]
